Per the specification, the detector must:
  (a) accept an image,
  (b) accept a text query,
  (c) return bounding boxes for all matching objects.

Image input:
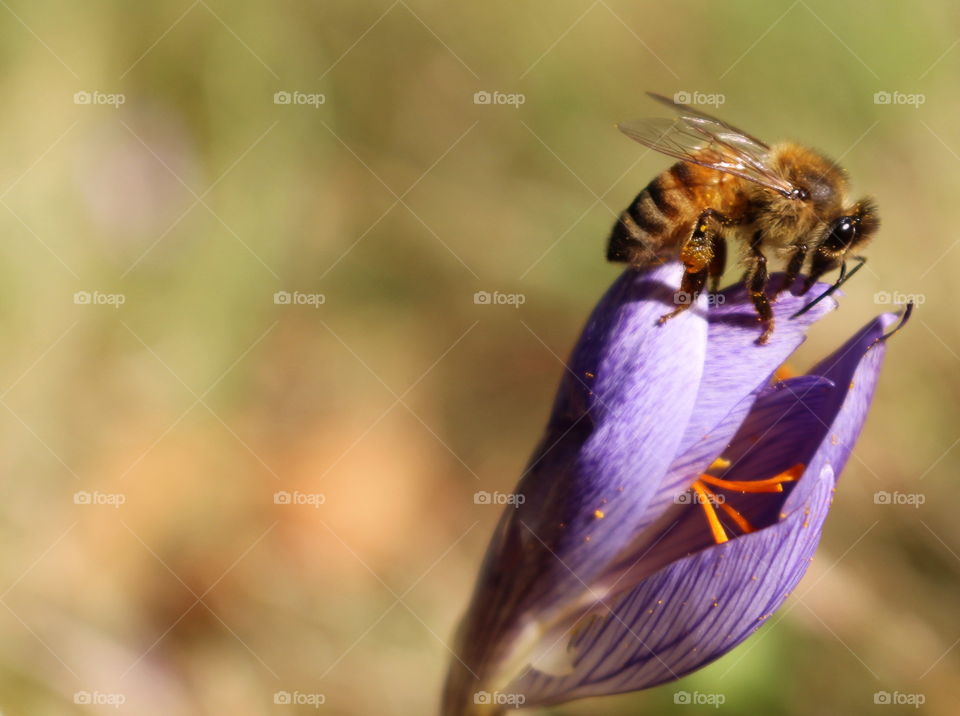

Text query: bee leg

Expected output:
[780,244,808,294]
[708,234,727,294]
[658,266,709,324]
[659,211,718,324]
[746,231,774,344]
[801,247,842,294]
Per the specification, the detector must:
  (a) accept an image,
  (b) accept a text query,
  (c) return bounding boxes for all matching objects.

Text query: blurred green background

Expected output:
[0,1,957,714]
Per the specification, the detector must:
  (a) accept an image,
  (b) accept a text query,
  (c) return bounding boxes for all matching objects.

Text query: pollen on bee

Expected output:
[593,509,605,519]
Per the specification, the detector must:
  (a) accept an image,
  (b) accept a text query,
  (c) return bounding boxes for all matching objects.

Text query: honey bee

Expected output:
[608,93,879,343]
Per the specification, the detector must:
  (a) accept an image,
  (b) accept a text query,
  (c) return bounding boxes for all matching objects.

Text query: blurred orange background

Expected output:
[0,1,958,714]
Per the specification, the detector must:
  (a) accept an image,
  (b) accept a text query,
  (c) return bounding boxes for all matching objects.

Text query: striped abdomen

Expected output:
[606,162,708,265]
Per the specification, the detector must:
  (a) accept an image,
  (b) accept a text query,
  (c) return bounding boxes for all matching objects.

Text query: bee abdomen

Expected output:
[607,175,683,264]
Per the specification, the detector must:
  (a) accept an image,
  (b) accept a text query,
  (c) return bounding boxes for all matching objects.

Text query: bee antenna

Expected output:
[790,256,867,319]
[875,301,914,344]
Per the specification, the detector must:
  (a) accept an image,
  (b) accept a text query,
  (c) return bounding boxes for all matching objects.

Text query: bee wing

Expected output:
[618,104,798,198]
[645,92,771,148]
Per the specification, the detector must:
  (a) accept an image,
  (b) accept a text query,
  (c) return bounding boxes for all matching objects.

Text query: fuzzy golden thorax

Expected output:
[746,142,852,248]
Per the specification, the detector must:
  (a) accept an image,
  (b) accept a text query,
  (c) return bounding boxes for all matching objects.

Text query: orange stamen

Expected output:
[697,481,757,536]
[699,475,784,493]
[692,481,728,544]
[688,464,805,545]
[716,498,756,534]
[699,464,804,493]
[708,457,731,471]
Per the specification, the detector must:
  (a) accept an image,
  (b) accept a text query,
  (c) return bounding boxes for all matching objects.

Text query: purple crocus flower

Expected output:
[443,262,904,715]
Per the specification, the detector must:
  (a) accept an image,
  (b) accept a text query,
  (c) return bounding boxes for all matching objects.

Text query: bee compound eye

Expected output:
[826,217,857,250]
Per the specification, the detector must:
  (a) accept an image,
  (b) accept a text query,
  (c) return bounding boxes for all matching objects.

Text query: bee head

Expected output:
[805,198,879,286]
[818,198,879,256]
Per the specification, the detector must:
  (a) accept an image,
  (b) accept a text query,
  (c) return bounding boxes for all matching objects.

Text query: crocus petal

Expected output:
[502,265,710,599]
[641,277,838,531]
[677,275,837,459]
[593,375,836,590]
[505,313,897,706]
[443,264,708,709]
